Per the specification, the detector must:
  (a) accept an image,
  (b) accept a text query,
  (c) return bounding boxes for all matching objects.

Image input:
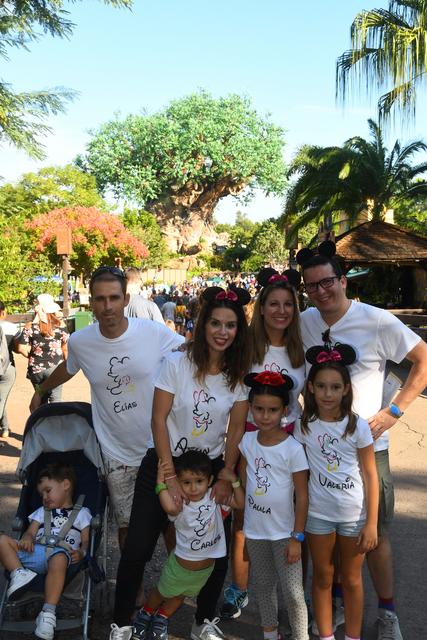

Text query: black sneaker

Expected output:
[151,613,169,640]
[132,609,152,640]
[219,584,249,619]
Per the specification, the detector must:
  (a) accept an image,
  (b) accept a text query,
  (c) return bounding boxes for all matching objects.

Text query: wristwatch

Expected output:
[389,402,404,418]
[290,531,305,542]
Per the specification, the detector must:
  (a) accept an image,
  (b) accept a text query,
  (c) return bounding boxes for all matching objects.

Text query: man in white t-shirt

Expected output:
[300,253,427,640]
[29,266,183,549]
[124,267,165,323]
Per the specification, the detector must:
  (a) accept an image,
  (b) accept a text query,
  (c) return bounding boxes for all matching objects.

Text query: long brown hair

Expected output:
[301,362,357,438]
[188,297,251,391]
[38,313,61,337]
[250,283,304,368]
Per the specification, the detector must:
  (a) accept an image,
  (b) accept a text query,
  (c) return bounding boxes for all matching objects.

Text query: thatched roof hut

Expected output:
[335,221,427,266]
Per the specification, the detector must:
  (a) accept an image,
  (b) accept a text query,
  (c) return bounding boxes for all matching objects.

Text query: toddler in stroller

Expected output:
[0,401,107,640]
[0,463,92,639]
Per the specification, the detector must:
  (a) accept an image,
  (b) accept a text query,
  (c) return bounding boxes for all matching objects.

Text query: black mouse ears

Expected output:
[305,343,357,367]
[296,240,336,267]
[201,286,251,306]
[257,267,301,289]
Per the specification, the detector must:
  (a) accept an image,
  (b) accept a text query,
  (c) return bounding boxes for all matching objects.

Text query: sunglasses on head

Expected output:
[91,266,126,281]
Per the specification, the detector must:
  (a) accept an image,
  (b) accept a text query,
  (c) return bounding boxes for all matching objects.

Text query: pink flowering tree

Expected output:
[27,206,148,278]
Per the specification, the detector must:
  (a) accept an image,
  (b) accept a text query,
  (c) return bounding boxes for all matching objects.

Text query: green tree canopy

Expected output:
[0,212,58,311]
[121,208,168,269]
[78,93,287,252]
[0,164,106,218]
[0,1,133,158]
[336,1,427,122]
[282,119,427,235]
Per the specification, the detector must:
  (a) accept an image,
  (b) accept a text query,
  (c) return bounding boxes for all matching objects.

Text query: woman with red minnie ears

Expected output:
[112,286,251,640]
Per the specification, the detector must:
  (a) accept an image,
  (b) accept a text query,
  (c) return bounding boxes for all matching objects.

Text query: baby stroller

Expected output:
[0,402,107,639]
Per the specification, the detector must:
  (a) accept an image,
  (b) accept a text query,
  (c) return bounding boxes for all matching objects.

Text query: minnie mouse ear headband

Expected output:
[305,342,356,367]
[257,267,301,289]
[244,370,294,392]
[201,286,251,306]
[296,240,336,267]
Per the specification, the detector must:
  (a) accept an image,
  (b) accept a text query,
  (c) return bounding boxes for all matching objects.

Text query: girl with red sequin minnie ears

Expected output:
[220,268,307,621]
[237,370,309,640]
[293,338,379,640]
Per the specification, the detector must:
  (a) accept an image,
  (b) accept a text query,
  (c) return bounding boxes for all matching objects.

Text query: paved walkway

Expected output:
[0,356,426,638]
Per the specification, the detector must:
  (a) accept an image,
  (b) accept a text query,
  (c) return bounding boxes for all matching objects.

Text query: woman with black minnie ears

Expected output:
[220,267,306,621]
[112,286,251,640]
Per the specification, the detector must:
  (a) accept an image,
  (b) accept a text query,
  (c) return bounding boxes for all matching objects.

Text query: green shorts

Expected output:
[375,449,394,535]
[157,552,214,598]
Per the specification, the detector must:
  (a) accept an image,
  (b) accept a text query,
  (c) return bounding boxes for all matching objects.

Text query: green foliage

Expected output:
[250,219,287,266]
[0,1,133,158]
[393,194,427,236]
[337,1,427,122]
[121,208,168,268]
[282,119,427,236]
[27,206,148,279]
[0,212,58,311]
[79,92,287,206]
[0,164,106,218]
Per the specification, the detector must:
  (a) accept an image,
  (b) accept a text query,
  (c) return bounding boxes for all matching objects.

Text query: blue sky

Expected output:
[2,0,427,223]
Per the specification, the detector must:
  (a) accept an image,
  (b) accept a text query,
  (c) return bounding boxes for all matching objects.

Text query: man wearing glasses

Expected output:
[300,253,427,640]
[29,266,184,550]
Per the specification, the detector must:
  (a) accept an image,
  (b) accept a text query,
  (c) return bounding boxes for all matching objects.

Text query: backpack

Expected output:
[0,325,10,376]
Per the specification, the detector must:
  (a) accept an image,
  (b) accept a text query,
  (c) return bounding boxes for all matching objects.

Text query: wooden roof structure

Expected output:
[335,221,427,266]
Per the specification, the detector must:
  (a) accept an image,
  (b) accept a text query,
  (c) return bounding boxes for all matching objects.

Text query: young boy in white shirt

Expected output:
[0,463,91,640]
[132,451,244,640]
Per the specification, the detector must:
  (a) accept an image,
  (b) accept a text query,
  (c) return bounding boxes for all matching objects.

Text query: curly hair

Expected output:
[249,282,304,368]
[188,297,251,391]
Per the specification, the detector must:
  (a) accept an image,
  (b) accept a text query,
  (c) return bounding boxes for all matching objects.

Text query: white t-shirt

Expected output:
[293,416,373,522]
[238,431,308,540]
[153,351,247,459]
[170,490,226,561]
[66,317,184,465]
[30,506,92,550]
[249,345,305,426]
[301,302,420,451]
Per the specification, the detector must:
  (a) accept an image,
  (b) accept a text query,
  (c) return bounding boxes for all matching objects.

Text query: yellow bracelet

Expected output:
[232,478,241,489]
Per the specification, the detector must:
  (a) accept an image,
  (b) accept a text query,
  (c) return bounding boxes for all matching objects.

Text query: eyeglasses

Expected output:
[304,276,340,294]
[90,266,126,281]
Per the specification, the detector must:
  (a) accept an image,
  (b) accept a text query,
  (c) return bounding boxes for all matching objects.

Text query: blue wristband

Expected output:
[389,402,404,418]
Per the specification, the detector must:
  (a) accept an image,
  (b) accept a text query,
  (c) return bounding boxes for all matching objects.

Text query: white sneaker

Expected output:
[34,611,56,640]
[109,623,134,640]
[7,568,37,600]
[377,610,403,640]
[191,617,227,640]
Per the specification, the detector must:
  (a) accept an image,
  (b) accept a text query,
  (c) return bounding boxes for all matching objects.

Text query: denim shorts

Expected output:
[17,543,71,574]
[305,514,366,537]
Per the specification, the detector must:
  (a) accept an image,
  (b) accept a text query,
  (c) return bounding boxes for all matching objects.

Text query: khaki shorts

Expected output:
[103,452,139,528]
[157,552,214,598]
[375,449,394,535]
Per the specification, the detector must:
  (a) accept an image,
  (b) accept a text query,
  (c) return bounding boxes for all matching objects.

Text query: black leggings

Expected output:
[114,448,231,626]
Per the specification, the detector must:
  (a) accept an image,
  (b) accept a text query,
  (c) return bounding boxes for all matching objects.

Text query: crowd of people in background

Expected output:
[0,248,426,640]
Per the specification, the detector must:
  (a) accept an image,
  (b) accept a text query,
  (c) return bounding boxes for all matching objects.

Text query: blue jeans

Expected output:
[17,543,71,574]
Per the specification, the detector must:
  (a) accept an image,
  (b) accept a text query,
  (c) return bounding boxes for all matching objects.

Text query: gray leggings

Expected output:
[0,364,16,430]
[246,537,309,640]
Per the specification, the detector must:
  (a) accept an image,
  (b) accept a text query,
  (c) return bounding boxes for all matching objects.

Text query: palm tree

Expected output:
[336,1,427,122]
[281,119,427,236]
